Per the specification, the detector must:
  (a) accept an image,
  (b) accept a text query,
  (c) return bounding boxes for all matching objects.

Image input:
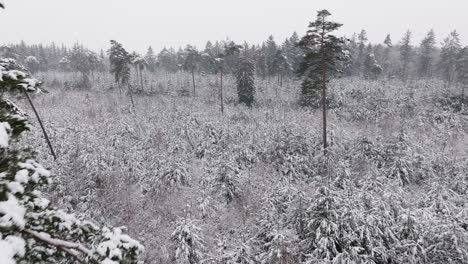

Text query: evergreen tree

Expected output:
[108,40,133,102]
[202,42,241,114]
[255,43,268,79]
[363,53,383,80]
[439,30,462,86]
[399,30,413,81]
[58,57,70,72]
[68,44,98,88]
[130,52,146,91]
[272,50,291,88]
[171,215,205,264]
[201,41,216,73]
[183,46,201,96]
[418,29,436,78]
[297,10,347,150]
[144,46,157,73]
[456,46,468,96]
[158,48,178,72]
[265,35,278,77]
[342,33,358,76]
[356,29,368,75]
[236,57,256,107]
[24,56,40,74]
[285,32,303,74]
[383,34,393,76]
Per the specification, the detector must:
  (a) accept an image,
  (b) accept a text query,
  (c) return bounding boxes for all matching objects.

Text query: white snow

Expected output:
[0,122,11,148]
[0,194,26,229]
[101,259,118,264]
[7,182,24,194]
[33,198,50,209]
[14,170,29,183]
[0,236,26,264]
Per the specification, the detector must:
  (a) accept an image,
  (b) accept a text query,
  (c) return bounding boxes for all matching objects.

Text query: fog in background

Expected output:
[1,0,467,52]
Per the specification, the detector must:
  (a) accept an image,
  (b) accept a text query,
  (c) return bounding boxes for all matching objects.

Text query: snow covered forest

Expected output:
[1,1,468,263]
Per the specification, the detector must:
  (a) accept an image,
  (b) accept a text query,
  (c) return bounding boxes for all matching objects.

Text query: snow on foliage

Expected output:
[0,58,143,263]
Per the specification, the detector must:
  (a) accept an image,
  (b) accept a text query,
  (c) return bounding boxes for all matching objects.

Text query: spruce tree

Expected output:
[285,32,303,73]
[144,46,157,73]
[439,31,462,87]
[399,30,413,81]
[255,44,268,79]
[356,29,368,75]
[383,34,393,76]
[297,10,347,150]
[418,29,436,78]
[236,57,256,107]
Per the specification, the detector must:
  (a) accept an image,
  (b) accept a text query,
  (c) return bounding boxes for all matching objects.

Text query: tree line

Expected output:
[2,29,468,88]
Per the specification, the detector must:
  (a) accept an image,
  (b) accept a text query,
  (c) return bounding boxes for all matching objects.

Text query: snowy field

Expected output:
[25,71,468,262]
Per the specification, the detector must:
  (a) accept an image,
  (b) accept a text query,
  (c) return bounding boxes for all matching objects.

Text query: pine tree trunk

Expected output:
[320,23,328,152]
[139,68,144,91]
[220,69,224,114]
[192,68,196,96]
[127,84,135,109]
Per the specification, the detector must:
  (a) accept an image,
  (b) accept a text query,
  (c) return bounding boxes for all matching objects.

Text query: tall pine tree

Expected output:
[439,31,461,86]
[399,30,413,81]
[297,10,347,150]
[236,57,256,107]
[418,29,436,78]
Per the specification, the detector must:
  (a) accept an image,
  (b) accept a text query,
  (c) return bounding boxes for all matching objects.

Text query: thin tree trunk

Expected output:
[139,68,144,91]
[220,69,224,114]
[127,84,135,109]
[22,89,57,160]
[192,68,196,96]
[320,21,328,152]
[280,72,283,87]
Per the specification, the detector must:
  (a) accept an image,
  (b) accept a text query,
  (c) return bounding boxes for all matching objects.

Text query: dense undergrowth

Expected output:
[25,71,468,263]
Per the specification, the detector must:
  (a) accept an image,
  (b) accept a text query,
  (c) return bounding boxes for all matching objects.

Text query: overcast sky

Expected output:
[1,0,467,53]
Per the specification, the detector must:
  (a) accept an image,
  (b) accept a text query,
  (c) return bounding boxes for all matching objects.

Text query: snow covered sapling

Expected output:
[171,213,205,264]
[235,57,255,107]
[24,56,40,74]
[0,58,144,264]
[439,31,461,87]
[297,9,348,150]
